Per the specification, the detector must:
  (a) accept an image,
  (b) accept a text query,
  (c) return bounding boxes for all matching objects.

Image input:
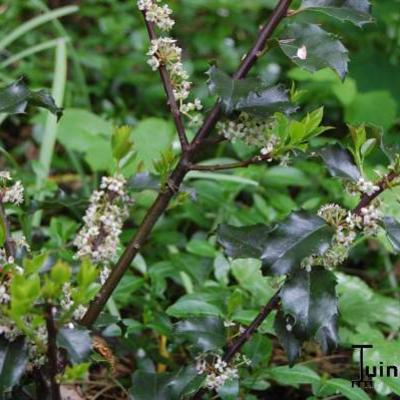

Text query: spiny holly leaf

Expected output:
[275,267,338,365]
[0,78,62,119]
[0,336,28,394]
[175,316,226,352]
[301,0,372,27]
[383,217,400,253]
[57,328,92,364]
[279,23,349,80]
[218,212,334,276]
[274,311,302,365]
[259,212,334,275]
[319,144,361,180]
[207,66,295,117]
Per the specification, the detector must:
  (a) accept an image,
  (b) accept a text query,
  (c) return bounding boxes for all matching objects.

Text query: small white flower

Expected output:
[356,177,380,196]
[74,174,131,265]
[0,171,11,181]
[2,181,24,205]
[296,45,307,60]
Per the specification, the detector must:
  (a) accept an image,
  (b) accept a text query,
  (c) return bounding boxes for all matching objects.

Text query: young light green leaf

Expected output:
[112,125,134,162]
[231,259,275,304]
[300,0,373,27]
[207,66,295,116]
[0,337,27,394]
[319,144,361,180]
[279,23,349,80]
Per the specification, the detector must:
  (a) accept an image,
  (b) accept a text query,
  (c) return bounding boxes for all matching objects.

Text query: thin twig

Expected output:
[353,170,398,215]
[223,290,281,363]
[189,153,271,172]
[0,199,15,259]
[45,304,61,400]
[81,0,294,328]
[141,11,189,152]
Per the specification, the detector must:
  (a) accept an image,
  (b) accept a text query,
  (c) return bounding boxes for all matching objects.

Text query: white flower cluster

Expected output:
[27,325,48,367]
[218,113,279,156]
[61,283,87,321]
[0,283,10,304]
[196,355,239,391]
[358,205,382,234]
[0,236,26,276]
[356,178,380,196]
[0,171,24,205]
[140,1,203,121]
[311,202,383,269]
[74,175,130,271]
[137,0,174,31]
[348,177,380,197]
[0,318,20,341]
[0,316,47,366]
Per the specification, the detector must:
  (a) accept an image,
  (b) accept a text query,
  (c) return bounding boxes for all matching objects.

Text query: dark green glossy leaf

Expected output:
[130,367,203,400]
[218,224,276,260]
[319,144,361,180]
[130,371,172,400]
[175,316,225,352]
[168,366,204,399]
[29,89,63,120]
[218,378,239,400]
[0,336,28,394]
[207,66,295,116]
[274,311,302,365]
[280,23,349,80]
[276,267,338,364]
[0,78,62,119]
[219,212,334,275]
[301,0,372,27]
[383,217,400,252]
[57,328,92,364]
[260,213,334,275]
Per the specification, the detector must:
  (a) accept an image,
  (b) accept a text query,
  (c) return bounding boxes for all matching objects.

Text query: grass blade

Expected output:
[0,37,69,68]
[0,5,78,52]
